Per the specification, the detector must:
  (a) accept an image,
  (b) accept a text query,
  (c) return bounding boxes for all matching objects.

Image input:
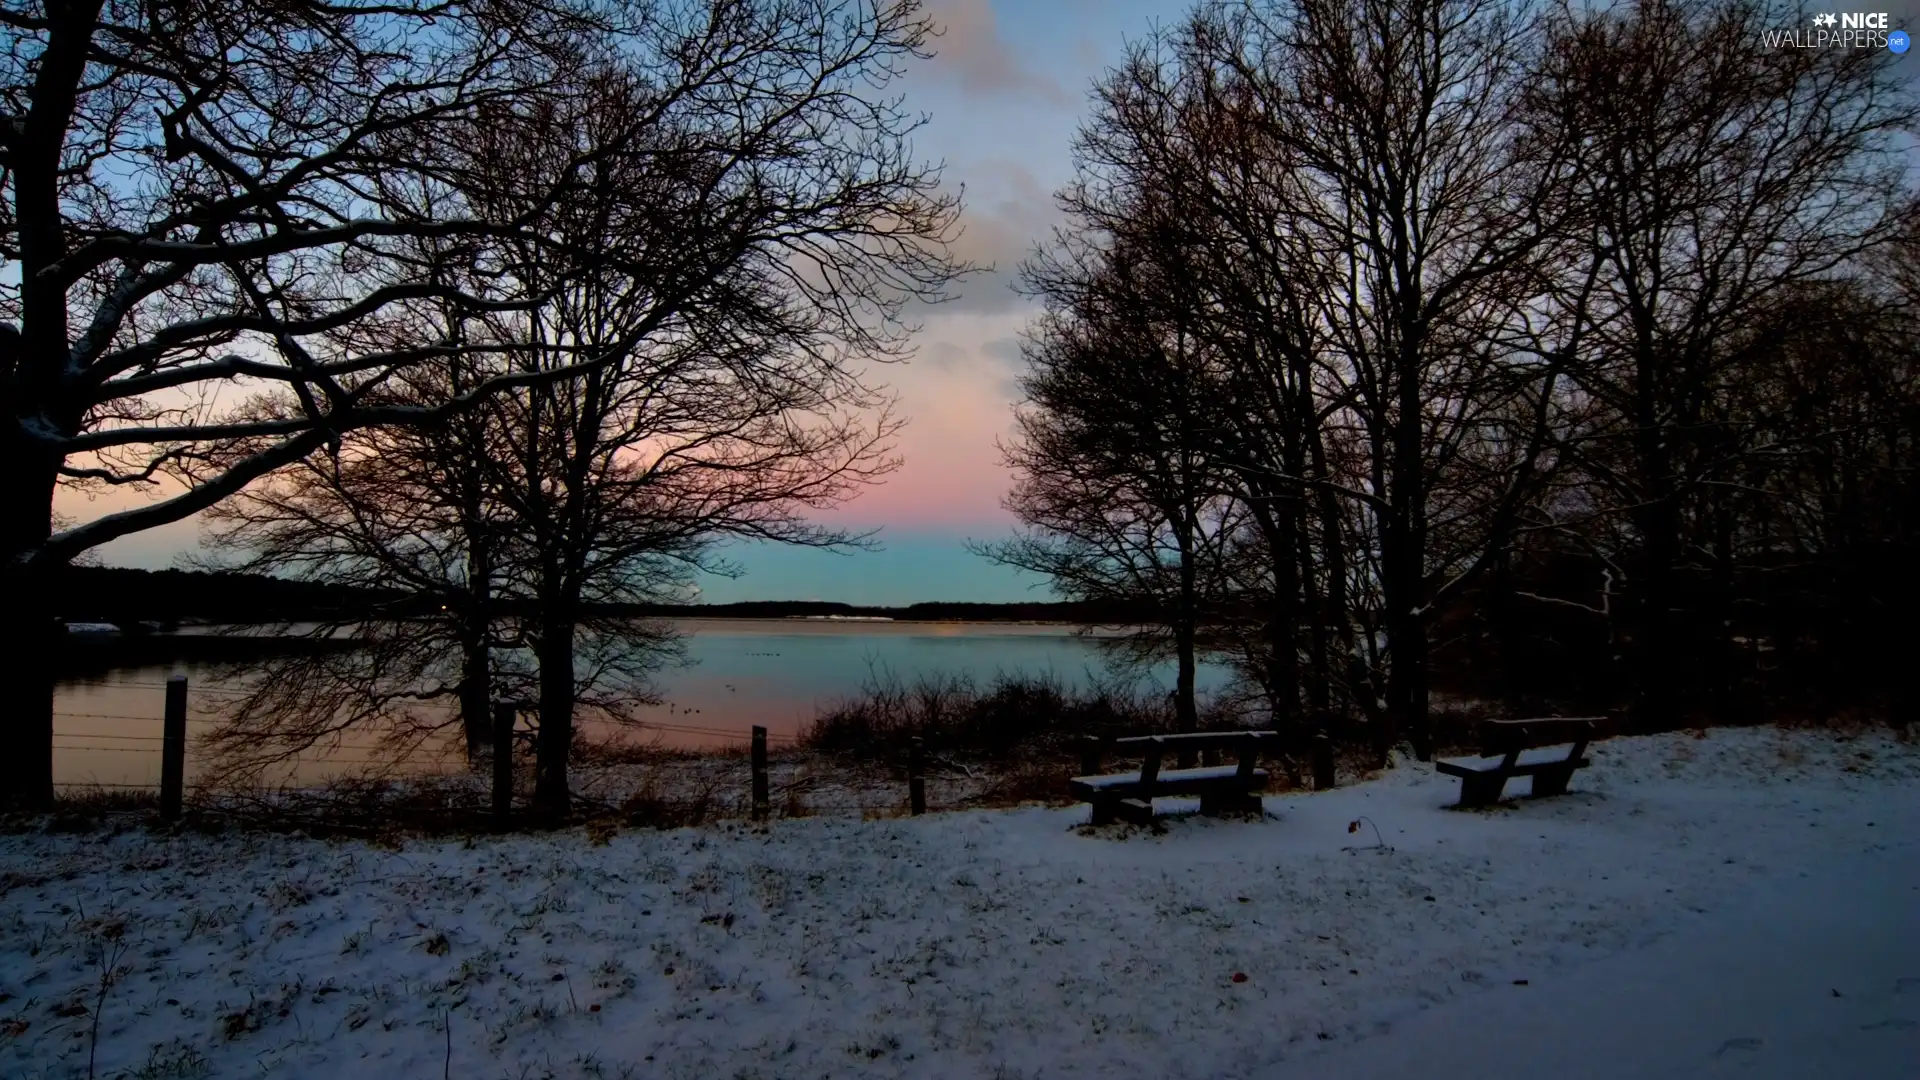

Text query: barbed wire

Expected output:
[99,682,803,727]
[52,707,234,722]
[81,680,286,698]
[51,781,159,791]
[53,711,801,745]
[41,792,969,816]
[51,744,423,764]
[79,683,466,708]
[52,682,830,808]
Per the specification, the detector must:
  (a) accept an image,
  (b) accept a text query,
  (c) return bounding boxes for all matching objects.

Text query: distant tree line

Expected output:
[981,0,1918,781]
[49,566,398,625]
[47,567,1163,626]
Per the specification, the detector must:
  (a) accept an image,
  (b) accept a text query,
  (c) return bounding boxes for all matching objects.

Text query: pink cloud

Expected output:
[923,0,1072,107]
[825,311,1031,529]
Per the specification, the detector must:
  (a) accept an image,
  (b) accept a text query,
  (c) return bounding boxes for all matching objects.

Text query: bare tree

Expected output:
[1059,20,1361,777]
[0,0,624,803]
[425,9,958,816]
[198,347,528,770]
[1529,0,1913,730]
[992,0,1916,757]
[1,0,963,806]
[1029,0,1583,765]
[198,4,963,815]
[1202,0,1593,758]
[984,229,1242,756]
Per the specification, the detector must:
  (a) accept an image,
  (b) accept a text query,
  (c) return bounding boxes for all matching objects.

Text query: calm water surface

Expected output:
[52,619,1237,789]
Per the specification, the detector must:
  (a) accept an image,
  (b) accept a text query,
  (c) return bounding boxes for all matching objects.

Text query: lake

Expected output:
[51,619,1240,790]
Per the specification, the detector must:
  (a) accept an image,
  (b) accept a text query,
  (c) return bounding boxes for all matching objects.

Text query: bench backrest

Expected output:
[1480,717,1599,757]
[1109,730,1278,753]
[1082,730,1276,784]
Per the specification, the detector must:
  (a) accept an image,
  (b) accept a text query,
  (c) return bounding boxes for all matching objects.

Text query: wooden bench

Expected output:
[1434,717,1600,808]
[1072,731,1277,825]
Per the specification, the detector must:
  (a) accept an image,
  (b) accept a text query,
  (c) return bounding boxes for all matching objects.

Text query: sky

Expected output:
[63,0,1181,606]
[55,0,1920,605]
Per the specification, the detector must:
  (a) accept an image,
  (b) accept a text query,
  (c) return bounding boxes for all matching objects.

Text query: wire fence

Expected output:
[49,679,816,807]
[47,675,1200,830]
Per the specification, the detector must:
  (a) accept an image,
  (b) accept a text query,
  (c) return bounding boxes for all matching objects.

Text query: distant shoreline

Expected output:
[53,564,1156,626]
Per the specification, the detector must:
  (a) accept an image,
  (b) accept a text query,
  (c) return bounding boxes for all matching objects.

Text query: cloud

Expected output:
[912,333,1026,401]
[930,157,1059,316]
[923,0,1072,107]
[824,311,1032,529]
[980,336,1025,368]
[924,340,969,372]
[1074,36,1102,70]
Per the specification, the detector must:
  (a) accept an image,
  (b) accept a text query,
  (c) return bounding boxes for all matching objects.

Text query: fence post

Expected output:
[492,701,515,831]
[1311,731,1337,791]
[751,726,770,821]
[160,676,188,822]
[1080,736,1103,780]
[908,736,926,816]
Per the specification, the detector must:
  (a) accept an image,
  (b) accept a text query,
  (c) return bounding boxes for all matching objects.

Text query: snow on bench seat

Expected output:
[1071,764,1267,790]
[1436,744,1587,774]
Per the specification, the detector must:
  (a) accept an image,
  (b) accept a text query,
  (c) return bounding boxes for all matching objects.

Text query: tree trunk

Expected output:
[0,461,58,807]
[1389,315,1434,760]
[1384,601,1432,762]
[457,542,494,760]
[4,2,97,808]
[1488,548,1526,713]
[1380,472,1432,760]
[1295,493,1336,789]
[532,612,575,818]
[458,617,492,762]
[1709,501,1739,726]
[1633,494,1682,734]
[1174,617,1198,742]
[1243,492,1300,746]
[1310,426,1379,761]
[1629,323,1685,734]
[1173,511,1200,768]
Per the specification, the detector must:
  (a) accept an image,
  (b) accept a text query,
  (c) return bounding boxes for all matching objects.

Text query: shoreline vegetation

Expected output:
[33,657,1904,839]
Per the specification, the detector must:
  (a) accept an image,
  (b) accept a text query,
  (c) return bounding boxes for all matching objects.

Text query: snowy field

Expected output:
[3,725,1916,1080]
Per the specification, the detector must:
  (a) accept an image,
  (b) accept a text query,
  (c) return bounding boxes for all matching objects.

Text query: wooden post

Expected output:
[908,736,926,816]
[492,701,515,831]
[750,726,770,821]
[1312,731,1337,791]
[1079,737,1102,779]
[159,676,187,822]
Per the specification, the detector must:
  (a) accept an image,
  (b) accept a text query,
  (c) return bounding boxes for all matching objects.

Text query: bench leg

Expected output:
[1199,791,1263,817]
[1531,766,1574,798]
[1458,772,1508,808]
[1114,798,1155,827]
[1089,797,1117,826]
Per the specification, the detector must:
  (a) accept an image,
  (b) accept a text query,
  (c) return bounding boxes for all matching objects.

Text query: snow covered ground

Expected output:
[2,725,1915,1080]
